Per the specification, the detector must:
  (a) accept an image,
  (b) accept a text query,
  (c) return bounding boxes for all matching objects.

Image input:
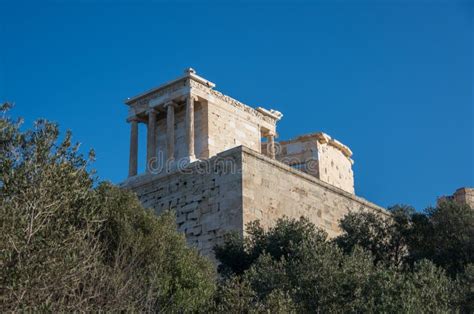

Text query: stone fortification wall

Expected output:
[125,146,386,259]
[241,146,384,238]
[124,148,244,260]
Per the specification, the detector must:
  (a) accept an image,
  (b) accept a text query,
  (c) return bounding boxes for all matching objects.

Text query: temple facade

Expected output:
[122,69,386,260]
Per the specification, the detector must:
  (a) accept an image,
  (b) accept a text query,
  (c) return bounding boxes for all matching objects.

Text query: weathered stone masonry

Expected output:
[438,187,474,209]
[242,147,384,238]
[124,148,244,260]
[122,68,387,260]
[124,146,386,260]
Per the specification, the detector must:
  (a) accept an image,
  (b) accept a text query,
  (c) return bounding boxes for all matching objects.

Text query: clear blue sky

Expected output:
[1,0,472,210]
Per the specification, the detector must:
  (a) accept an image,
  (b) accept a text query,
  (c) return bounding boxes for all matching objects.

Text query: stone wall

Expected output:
[241,147,384,238]
[317,141,354,194]
[207,98,262,157]
[124,148,244,260]
[124,146,386,260]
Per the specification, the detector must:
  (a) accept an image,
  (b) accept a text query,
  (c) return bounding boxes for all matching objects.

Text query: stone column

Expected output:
[128,118,138,177]
[165,102,176,161]
[267,132,276,159]
[185,95,196,160]
[146,109,157,171]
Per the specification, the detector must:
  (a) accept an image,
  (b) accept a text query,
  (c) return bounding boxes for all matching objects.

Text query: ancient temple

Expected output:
[122,68,386,259]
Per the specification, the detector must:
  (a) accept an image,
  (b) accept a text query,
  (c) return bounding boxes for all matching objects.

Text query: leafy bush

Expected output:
[336,202,473,311]
[215,216,458,312]
[0,104,215,311]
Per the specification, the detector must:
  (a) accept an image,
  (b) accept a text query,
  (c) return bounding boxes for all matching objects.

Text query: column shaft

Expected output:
[166,103,175,161]
[128,119,138,177]
[186,95,196,160]
[146,110,157,171]
[268,133,276,159]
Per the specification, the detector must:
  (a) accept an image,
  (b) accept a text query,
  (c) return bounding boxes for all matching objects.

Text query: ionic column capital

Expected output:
[146,108,158,115]
[188,95,199,102]
[126,116,140,123]
[164,101,178,109]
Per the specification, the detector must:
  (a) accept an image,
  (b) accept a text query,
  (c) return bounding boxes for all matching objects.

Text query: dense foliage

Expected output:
[0,104,215,311]
[215,216,463,312]
[336,204,474,312]
[2,104,472,312]
[337,204,474,277]
[215,201,473,312]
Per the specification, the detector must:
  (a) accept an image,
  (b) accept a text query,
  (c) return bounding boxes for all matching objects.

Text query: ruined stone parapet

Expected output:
[438,187,474,209]
[263,132,355,194]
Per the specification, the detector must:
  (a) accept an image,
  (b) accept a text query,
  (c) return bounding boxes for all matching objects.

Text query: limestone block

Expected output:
[180,202,198,213]
[187,209,200,220]
[192,225,202,236]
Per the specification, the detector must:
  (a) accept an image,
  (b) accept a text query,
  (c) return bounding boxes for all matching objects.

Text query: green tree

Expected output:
[456,263,474,313]
[95,183,216,312]
[211,276,295,313]
[215,217,327,277]
[336,202,473,311]
[410,201,474,276]
[214,216,457,312]
[0,104,215,311]
[335,205,414,267]
[336,201,473,278]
